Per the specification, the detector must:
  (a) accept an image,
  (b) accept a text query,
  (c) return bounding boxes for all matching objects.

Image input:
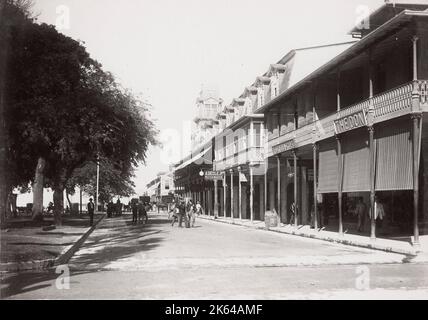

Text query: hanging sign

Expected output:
[204,171,224,180]
[334,110,367,134]
[272,139,296,155]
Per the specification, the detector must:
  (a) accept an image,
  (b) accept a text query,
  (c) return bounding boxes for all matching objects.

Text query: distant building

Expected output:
[192,87,223,150]
[171,1,428,247]
[145,171,175,203]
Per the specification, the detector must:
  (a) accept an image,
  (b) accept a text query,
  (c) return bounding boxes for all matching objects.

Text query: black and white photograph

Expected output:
[1,0,428,304]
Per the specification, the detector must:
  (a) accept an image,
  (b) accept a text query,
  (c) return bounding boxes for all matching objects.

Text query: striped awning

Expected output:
[375,118,413,191]
[318,138,339,194]
[342,129,370,193]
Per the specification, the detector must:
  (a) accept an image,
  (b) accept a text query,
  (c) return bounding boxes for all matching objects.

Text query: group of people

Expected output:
[169,198,203,228]
[354,196,385,233]
[107,199,123,218]
[131,200,151,224]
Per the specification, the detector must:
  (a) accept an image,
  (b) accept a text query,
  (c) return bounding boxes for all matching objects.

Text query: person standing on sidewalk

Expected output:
[87,198,95,226]
[355,197,367,233]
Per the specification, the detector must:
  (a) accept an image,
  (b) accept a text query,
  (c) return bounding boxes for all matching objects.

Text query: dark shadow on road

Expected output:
[1,215,171,298]
[0,268,93,299]
[67,216,170,271]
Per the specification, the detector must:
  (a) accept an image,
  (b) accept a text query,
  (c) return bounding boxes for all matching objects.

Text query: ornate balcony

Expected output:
[267,80,427,158]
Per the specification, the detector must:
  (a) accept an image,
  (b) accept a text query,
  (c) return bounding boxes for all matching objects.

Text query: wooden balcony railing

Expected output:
[268,80,423,153]
[373,82,413,118]
[214,146,264,171]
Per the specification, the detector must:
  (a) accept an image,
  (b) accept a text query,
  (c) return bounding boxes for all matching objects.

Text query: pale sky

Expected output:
[29,0,385,200]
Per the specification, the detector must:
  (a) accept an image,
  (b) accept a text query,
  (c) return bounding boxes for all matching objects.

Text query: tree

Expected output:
[2,1,158,225]
[66,157,137,206]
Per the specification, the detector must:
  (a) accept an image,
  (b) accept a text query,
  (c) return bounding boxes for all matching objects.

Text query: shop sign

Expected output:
[334,110,367,134]
[204,171,224,180]
[272,139,296,155]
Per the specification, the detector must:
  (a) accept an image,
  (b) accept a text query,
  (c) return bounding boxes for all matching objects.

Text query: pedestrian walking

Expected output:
[187,200,196,227]
[177,199,186,228]
[87,198,95,226]
[355,197,367,232]
[138,200,148,224]
[107,200,114,218]
[115,199,122,216]
[169,199,178,226]
[131,201,138,224]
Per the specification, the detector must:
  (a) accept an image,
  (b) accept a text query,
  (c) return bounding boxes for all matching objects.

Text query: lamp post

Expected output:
[96,155,100,212]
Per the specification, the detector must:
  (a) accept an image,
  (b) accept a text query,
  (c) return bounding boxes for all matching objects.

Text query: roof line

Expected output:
[255,9,425,114]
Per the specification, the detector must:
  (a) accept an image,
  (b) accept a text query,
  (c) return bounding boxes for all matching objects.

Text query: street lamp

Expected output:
[199,169,204,177]
[96,154,100,212]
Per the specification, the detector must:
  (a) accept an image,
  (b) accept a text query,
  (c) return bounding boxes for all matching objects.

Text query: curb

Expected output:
[0,214,105,273]
[199,215,422,258]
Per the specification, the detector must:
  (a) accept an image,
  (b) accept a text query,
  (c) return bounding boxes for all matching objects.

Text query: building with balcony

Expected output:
[171,1,428,248]
[192,87,223,150]
[258,1,428,246]
[145,171,175,203]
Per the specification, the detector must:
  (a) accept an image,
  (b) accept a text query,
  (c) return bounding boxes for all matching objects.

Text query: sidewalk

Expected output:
[0,213,105,272]
[199,215,428,260]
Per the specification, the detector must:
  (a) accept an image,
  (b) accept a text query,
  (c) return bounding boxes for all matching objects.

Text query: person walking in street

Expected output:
[355,197,367,232]
[131,201,138,224]
[185,199,195,228]
[115,199,122,216]
[107,200,114,218]
[188,200,197,228]
[138,200,148,224]
[195,201,203,216]
[87,198,95,226]
[169,199,178,226]
[177,199,185,228]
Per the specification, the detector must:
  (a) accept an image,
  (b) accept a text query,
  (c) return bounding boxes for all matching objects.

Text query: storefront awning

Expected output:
[375,118,413,191]
[318,138,339,194]
[342,129,370,193]
[174,147,212,171]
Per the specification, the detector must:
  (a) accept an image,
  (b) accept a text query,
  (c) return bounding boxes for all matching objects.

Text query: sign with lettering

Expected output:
[204,171,224,180]
[334,110,367,134]
[272,139,296,155]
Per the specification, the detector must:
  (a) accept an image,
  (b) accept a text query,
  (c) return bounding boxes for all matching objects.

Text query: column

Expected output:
[214,179,219,218]
[230,169,234,221]
[412,113,422,247]
[313,143,318,229]
[223,172,227,218]
[368,48,376,240]
[337,136,343,236]
[369,126,376,240]
[264,159,268,213]
[293,149,298,227]
[238,166,242,220]
[276,156,281,226]
[250,165,254,222]
[336,70,343,236]
[412,35,421,247]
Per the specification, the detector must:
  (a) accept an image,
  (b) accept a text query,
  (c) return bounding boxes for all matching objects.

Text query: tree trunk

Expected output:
[65,191,72,214]
[32,157,46,221]
[53,188,64,226]
[0,3,9,227]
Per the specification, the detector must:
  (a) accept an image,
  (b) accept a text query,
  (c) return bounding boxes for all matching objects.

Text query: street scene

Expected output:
[2,0,428,301]
[2,211,428,299]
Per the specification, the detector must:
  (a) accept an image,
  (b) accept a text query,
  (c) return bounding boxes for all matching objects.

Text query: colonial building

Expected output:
[259,1,428,245]
[172,1,428,247]
[145,171,175,203]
